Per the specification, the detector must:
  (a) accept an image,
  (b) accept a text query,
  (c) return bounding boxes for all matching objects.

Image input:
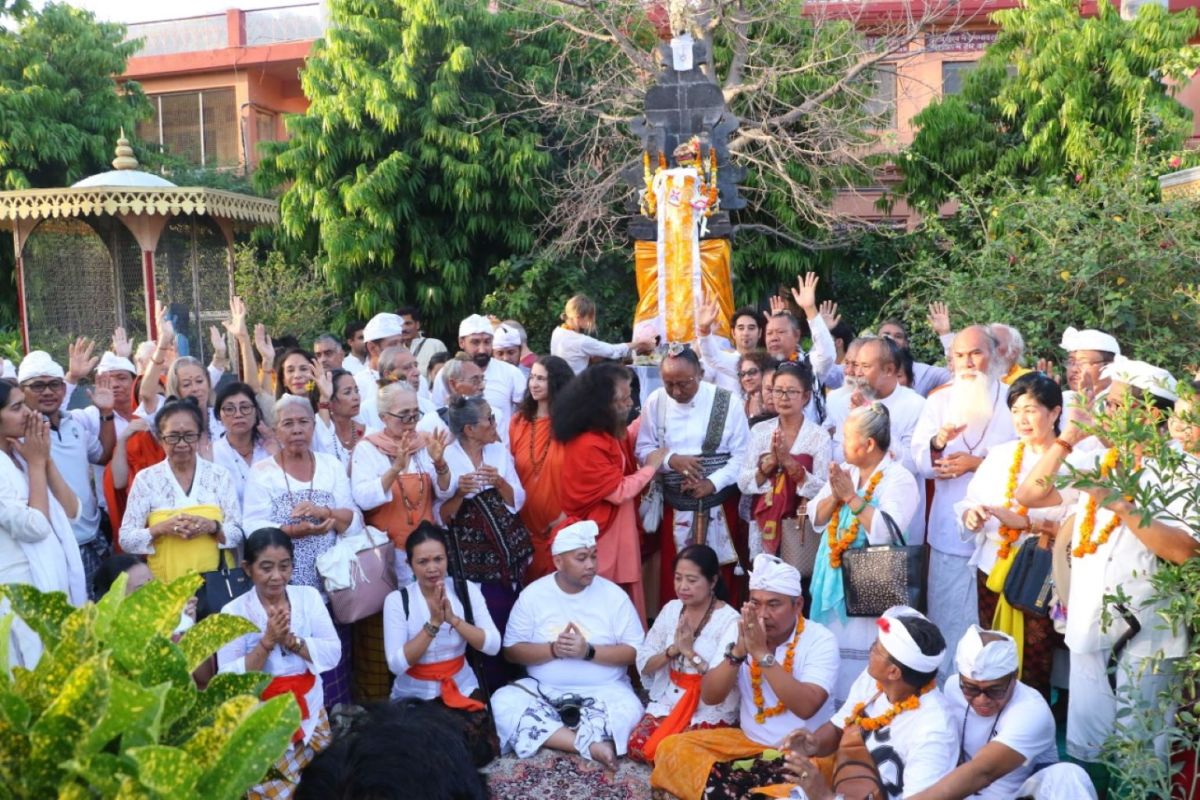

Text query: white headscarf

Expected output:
[748,554,802,597]
[1060,326,1120,356]
[1101,356,1178,402]
[955,625,1019,681]
[97,351,136,375]
[551,520,598,555]
[17,351,65,384]
[876,605,944,673]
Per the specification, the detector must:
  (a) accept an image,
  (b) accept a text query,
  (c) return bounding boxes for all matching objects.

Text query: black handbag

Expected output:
[841,511,927,617]
[196,550,252,620]
[1001,533,1054,617]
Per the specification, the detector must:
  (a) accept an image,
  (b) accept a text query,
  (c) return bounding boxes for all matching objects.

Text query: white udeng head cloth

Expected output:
[458,314,493,339]
[955,625,1019,681]
[551,519,599,555]
[748,554,802,598]
[97,351,137,375]
[17,351,65,384]
[1101,356,1178,402]
[493,325,521,349]
[875,605,944,673]
[1059,326,1120,356]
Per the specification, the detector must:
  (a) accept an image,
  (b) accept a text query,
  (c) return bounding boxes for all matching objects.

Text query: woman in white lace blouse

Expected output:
[629,545,740,763]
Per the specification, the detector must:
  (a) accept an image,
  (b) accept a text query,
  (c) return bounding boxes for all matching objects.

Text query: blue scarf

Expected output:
[809,492,879,625]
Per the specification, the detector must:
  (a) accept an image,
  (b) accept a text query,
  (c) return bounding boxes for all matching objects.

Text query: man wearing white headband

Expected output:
[1060,326,1120,396]
[651,554,839,800]
[1017,359,1198,766]
[492,520,644,770]
[491,324,524,369]
[18,345,116,594]
[430,314,525,439]
[781,606,956,800]
[909,626,1095,800]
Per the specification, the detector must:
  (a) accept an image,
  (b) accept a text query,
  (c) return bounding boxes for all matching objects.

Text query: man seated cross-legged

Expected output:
[651,554,839,800]
[490,520,645,769]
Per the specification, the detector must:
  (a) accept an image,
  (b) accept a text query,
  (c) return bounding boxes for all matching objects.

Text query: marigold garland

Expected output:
[844,680,936,732]
[1073,447,1122,558]
[996,441,1030,560]
[750,619,804,724]
[828,470,885,568]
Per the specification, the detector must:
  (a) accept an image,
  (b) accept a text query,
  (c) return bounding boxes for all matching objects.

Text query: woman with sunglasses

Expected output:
[119,397,244,582]
[212,382,276,510]
[352,383,453,585]
[735,352,771,420]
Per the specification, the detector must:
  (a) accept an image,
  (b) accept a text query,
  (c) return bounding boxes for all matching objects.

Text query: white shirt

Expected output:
[770,314,838,383]
[211,435,273,510]
[912,362,952,398]
[830,386,927,543]
[217,585,341,744]
[712,617,839,745]
[954,439,1071,574]
[550,326,630,375]
[944,676,1058,800]
[430,358,526,436]
[810,456,920,546]
[242,453,365,591]
[912,381,1016,556]
[636,599,741,723]
[737,415,831,501]
[48,410,103,544]
[342,353,366,375]
[118,458,245,556]
[409,335,448,375]
[0,450,85,604]
[635,382,751,494]
[354,368,383,432]
[696,334,743,394]
[504,573,645,691]
[438,440,525,515]
[1061,450,1199,658]
[382,580,501,701]
[350,438,456,511]
[833,670,958,799]
[78,405,131,513]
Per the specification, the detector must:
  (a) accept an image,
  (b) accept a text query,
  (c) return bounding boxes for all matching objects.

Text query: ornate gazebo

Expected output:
[0,136,278,359]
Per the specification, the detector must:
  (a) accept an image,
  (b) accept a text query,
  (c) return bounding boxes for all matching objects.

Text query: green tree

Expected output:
[233,244,345,346]
[256,0,552,333]
[883,168,1200,370]
[898,0,1200,209]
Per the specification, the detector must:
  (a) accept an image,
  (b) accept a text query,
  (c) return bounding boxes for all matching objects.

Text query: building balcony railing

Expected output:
[125,3,327,58]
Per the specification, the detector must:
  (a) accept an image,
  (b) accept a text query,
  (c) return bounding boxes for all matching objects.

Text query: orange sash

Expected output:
[406,655,484,711]
[261,671,316,743]
[642,669,704,761]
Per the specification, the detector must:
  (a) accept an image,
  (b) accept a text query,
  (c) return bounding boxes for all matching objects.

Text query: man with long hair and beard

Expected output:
[912,325,1016,680]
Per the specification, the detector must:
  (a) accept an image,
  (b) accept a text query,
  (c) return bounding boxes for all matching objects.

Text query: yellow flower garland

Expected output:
[996,441,1029,560]
[828,470,884,568]
[750,620,804,724]
[844,680,936,732]
[1073,447,1121,558]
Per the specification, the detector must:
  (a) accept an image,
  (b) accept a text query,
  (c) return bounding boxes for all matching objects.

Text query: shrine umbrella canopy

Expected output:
[0,135,278,360]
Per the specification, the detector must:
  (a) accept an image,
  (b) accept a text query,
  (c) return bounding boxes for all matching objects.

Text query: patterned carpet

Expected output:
[483,750,654,800]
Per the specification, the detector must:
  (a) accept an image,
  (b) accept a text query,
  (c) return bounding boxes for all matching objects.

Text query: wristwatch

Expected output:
[755,652,777,668]
[724,642,747,666]
[584,644,596,661]
[690,653,705,669]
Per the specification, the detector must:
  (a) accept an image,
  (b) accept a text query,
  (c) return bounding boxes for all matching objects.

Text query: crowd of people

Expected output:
[1,273,1197,800]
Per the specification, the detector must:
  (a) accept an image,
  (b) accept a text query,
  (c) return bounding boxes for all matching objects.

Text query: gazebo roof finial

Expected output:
[112,130,140,171]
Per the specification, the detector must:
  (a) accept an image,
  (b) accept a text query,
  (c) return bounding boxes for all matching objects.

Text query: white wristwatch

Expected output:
[755,652,777,668]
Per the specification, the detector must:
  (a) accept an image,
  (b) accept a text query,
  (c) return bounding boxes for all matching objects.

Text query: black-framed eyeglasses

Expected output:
[959,675,1014,701]
[220,403,257,417]
[737,368,761,379]
[24,380,65,394]
[162,432,201,445]
[383,410,421,424]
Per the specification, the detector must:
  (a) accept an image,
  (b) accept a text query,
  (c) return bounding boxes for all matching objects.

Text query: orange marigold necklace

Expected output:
[844,680,936,732]
[996,441,1029,560]
[1073,447,1121,558]
[750,619,804,724]
[828,470,885,568]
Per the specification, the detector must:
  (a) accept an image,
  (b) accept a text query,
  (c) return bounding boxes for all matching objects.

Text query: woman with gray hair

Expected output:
[437,394,531,689]
[808,401,921,706]
[243,393,363,708]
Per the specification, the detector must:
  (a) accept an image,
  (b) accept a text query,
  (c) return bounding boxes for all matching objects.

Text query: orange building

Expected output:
[120,3,322,172]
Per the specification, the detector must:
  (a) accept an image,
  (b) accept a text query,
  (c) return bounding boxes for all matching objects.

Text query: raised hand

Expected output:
[209,326,228,363]
[66,336,100,383]
[927,301,951,337]
[313,360,332,402]
[768,295,788,316]
[697,291,720,334]
[112,327,132,359]
[155,305,176,351]
[426,428,449,464]
[88,371,115,414]
[933,421,967,450]
[253,323,276,371]
[1035,358,1061,385]
[224,295,250,340]
[818,300,840,329]
[790,272,820,314]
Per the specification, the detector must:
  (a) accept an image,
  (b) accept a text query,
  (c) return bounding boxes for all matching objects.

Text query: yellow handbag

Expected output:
[146,505,224,583]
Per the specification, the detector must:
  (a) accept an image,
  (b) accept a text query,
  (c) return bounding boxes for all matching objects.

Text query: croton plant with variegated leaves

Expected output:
[0,572,299,799]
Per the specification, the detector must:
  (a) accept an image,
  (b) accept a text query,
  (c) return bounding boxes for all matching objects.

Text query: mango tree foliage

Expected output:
[899,0,1200,209]
[0,574,299,799]
[0,2,149,190]
[256,0,553,323]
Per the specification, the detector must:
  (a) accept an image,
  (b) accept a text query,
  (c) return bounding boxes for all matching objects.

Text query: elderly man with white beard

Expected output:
[830,337,927,544]
[912,325,1016,680]
[987,323,1032,385]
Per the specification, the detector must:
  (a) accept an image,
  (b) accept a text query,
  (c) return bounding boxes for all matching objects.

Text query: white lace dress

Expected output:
[636,599,741,724]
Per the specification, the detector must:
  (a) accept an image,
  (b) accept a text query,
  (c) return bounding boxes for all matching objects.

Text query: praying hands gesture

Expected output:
[261,602,299,654]
[151,513,217,540]
[427,581,450,627]
[554,622,590,660]
[828,462,858,503]
[674,619,697,662]
[66,336,100,383]
[13,413,51,468]
[739,603,769,662]
[790,272,820,320]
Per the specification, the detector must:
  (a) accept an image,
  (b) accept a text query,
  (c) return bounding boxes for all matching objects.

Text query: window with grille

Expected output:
[941,61,978,97]
[137,88,240,168]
